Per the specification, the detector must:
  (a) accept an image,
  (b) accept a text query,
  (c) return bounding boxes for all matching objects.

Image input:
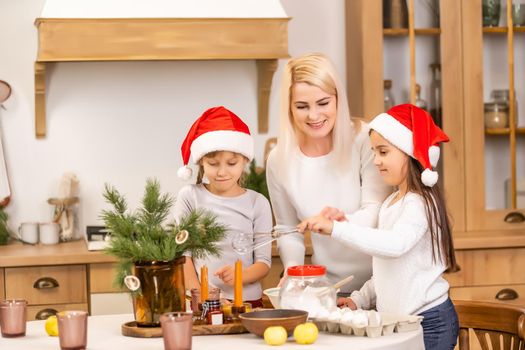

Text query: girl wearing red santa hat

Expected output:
[174,106,272,308]
[298,104,460,350]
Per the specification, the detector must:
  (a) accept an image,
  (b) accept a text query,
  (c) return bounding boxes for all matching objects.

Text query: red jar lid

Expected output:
[287,265,326,276]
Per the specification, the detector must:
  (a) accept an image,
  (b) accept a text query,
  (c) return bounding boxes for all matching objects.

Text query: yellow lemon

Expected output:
[45,315,59,337]
[293,322,318,345]
[263,326,287,346]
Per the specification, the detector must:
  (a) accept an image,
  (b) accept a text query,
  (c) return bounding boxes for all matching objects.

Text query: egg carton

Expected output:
[312,312,423,338]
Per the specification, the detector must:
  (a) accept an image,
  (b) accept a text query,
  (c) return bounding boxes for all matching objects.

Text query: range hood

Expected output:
[34,0,289,137]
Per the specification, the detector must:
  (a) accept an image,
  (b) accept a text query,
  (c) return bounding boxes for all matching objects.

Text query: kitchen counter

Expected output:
[0,237,313,268]
[0,313,425,350]
[0,240,115,267]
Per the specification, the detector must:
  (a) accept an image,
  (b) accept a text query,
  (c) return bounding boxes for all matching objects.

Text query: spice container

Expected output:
[484,102,508,128]
[279,265,337,319]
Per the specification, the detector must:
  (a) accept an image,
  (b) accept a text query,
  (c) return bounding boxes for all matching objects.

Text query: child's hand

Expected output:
[214,265,235,286]
[297,215,334,235]
[337,297,357,310]
[320,206,347,222]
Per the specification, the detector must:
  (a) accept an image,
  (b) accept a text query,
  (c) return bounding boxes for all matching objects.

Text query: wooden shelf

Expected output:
[485,127,525,135]
[383,27,441,36]
[483,26,525,34]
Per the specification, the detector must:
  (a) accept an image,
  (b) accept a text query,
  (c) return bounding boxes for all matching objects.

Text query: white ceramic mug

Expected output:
[39,222,60,245]
[18,222,39,244]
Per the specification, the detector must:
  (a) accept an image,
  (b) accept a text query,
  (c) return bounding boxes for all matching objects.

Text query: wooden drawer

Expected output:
[89,263,125,293]
[27,303,88,321]
[0,268,4,300]
[445,248,525,287]
[5,265,87,305]
[450,284,525,305]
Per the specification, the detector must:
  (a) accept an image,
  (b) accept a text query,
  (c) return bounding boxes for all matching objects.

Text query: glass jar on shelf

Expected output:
[482,0,501,27]
[415,84,428,111]
[429,63,442,126]
[484,102,509,128]
[384,79,396,111]
[491,89,518,126]
[279,265,336,318]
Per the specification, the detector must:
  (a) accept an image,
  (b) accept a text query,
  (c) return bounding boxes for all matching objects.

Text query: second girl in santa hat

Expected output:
[298,104,459,350]
[174,106,272,308]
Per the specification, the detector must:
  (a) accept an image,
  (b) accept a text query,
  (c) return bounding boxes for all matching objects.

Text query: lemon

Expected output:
[45,315,59,337]
[263,326,287,346]
[293,322,318,345]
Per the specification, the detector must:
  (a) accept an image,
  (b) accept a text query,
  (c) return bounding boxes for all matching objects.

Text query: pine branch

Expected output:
[101,179,227,288]
[0,207,9,245]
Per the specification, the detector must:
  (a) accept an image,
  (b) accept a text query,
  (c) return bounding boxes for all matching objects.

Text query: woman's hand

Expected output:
[320,206,347,222]
[214,265,234,286]
[297,215,334,235]
[337,297,357,310]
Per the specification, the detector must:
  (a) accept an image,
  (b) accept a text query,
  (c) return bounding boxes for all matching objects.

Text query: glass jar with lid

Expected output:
[384,79,396,111]
[279,265,336,318]
[484,102,509,128]
[491,89,518,126]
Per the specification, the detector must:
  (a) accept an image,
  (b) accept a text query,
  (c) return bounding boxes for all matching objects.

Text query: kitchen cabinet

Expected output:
[346,0,525,305]
[0,241,117,319]
[3,264,88,320]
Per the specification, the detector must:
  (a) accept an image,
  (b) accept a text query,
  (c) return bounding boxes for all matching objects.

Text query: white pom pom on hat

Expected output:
[177,165,193,181]
[178,106,254,180]
[368,104,449,187]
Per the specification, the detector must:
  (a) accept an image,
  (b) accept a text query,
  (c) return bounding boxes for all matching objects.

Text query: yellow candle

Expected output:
[233,260,243,307]
[200,265,209,303]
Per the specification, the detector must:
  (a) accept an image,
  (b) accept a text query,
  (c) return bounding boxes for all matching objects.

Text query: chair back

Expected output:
[455,300,525,350]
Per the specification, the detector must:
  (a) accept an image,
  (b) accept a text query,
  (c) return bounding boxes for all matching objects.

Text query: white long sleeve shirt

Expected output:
[174,184,272,301]
[333,191,450,314]
[266,122,390,292]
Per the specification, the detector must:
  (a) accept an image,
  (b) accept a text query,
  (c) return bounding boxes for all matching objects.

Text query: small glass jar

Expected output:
[384,79,396,111]
[482,0,501,27]
[484,102,509,128]
[279,265,336,318]
[203,299,223,325]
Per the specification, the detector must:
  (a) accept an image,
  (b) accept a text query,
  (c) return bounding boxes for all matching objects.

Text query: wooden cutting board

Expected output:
[121,321,247,338]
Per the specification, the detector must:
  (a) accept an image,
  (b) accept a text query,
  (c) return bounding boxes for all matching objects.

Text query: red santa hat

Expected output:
[177,106,254,180]
[368,103,449,187]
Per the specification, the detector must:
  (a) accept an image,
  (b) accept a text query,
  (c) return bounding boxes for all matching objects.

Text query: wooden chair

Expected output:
[455,300,525,350]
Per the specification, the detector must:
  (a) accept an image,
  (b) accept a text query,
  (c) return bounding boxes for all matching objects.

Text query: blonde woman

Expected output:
[266,53,390,299]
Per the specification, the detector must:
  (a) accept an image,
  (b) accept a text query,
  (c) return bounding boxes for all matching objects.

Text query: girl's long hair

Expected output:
[274,53,356,176]
[406,158,459,273]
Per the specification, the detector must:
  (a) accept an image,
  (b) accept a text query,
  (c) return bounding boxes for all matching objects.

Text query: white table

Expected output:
[0,314,424,349]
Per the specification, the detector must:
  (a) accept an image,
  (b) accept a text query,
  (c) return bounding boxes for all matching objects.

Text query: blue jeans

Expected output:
[418,298,459,350]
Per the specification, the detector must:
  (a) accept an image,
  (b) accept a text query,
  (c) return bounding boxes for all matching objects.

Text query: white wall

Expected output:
[0,0,346,234]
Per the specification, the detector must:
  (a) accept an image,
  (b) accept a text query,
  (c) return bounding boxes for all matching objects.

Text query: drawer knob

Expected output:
[35,308,58,320]
[495,288,519,301]
[504,212,525,223]
[33,277,60,289]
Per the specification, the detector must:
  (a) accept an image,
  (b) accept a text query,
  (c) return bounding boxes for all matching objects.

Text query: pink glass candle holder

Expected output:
[57,310,88,350]
[160,312,193,350]
[0,299,27,337]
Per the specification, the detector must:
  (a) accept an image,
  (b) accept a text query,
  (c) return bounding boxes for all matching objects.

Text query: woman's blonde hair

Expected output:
[274,53,356,175]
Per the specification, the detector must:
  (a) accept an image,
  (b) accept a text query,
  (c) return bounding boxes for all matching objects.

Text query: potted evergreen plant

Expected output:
[0,207,9,245]
[101,179,226,327]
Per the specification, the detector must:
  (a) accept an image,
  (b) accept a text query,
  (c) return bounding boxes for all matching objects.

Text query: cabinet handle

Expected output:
[504,212,525,223]
[495,288,519,301]
[33,277,60,289]
[35,308,58,320]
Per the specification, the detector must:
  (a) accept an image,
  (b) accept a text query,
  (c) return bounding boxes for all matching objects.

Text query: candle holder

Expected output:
[231,305,246,322]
